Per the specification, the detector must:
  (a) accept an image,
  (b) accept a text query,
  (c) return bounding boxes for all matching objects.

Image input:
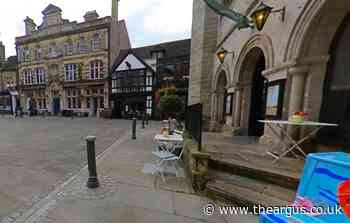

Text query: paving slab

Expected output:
[1,118,259,223]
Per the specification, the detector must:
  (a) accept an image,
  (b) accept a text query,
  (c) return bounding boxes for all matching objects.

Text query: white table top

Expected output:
[259,120,339,127]
[154,134,184,142]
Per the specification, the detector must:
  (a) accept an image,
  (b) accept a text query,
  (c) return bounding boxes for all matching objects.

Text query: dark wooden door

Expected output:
[52,97,60,115]
[248,56,267,137]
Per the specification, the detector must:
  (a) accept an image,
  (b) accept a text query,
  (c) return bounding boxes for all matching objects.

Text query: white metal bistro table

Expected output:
[154,134,184,152]
[259,120,338,163]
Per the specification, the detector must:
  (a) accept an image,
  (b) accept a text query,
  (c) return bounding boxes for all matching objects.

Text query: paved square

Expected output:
[0,116,131,220]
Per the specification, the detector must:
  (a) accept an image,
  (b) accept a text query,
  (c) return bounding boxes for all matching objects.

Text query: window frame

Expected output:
[64,64,79,82]
[89,60,103,80]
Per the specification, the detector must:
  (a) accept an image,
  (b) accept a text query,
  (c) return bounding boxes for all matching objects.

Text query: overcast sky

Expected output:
[0,0,193,56]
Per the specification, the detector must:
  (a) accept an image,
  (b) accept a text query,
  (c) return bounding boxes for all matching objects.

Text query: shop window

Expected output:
[67,89,81,109]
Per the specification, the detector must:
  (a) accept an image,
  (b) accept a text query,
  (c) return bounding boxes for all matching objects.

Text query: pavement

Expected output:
[0,116,258,223]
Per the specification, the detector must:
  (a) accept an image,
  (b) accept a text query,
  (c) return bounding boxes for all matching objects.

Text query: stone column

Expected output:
[288,66,309,116]
[217,92,224,123]
[210,92,218,121]
[234,88,242,128]
[287,66,309,139]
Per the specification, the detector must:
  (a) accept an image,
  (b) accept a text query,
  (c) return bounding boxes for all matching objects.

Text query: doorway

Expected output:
[318,14,350,148]
[248,52,267,137]
[52,97,60,115]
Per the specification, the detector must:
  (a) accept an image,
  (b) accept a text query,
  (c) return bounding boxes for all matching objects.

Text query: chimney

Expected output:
[24,17,36,35]
[84,10,99,22]
[0,42,5,65]
[111,0,119,21]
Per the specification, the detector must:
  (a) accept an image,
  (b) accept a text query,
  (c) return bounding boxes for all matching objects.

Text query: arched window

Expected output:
[89,60,103,80]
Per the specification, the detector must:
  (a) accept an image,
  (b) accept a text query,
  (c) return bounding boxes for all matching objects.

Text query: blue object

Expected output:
[260,152,350,223]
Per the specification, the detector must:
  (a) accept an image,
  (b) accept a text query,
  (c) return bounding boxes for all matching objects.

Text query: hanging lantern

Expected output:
[251,2,273,31]
[216,48,228,64]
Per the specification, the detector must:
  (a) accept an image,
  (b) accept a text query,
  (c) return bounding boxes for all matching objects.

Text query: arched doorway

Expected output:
[318,14,350,147]
[239,48,267,137]
[215,71,228,124]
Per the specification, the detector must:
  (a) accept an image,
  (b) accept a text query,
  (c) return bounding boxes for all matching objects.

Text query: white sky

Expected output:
[0,0,193,56]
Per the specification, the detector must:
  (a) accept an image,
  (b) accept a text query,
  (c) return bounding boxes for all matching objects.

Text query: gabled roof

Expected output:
[112,50,154,73]
[132,39,191,59]
[42,4,62,16]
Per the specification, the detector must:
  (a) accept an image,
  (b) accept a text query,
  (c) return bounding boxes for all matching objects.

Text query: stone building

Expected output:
[0,42,18,113]
[15,1,130,116]
[189,0,350,149]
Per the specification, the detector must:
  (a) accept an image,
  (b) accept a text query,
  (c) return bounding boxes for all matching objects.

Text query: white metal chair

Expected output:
[173,129,184,136]
[152,146,184,182]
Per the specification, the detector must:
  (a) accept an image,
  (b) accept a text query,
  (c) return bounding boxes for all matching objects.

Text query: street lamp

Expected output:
[250,2,285,31]
[216,48,234,64]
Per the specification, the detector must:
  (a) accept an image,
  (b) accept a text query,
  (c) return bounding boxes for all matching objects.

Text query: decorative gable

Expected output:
[116,54,146,71]
[42,4,62,16]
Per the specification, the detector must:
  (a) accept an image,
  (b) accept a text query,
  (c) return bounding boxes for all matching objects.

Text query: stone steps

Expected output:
[207,171,296,208]
[208,153,301,190]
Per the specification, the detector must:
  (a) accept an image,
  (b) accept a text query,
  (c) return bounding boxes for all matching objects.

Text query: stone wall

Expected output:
[189,0,350,148]
[188,0,218,121]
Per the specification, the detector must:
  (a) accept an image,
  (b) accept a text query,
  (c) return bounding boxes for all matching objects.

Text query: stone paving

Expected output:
[0,116,131,221]
[0,117,258,223]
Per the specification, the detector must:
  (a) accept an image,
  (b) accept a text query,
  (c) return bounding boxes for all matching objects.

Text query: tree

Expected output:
[159,94,184,118]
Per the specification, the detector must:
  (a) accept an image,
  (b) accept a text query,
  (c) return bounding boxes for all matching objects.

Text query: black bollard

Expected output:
[142,115,145,129]
[86,136,99,188]
[132,118,137,140]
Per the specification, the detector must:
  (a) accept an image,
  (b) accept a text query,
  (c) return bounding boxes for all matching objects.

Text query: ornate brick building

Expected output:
[189,0,350,149]
[15,1,130,116]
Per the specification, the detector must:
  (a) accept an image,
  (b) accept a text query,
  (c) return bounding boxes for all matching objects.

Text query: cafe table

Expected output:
[258,120,338,163]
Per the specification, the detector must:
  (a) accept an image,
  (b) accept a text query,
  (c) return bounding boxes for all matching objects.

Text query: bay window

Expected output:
[23,69,33,85]
[35,68,46,84]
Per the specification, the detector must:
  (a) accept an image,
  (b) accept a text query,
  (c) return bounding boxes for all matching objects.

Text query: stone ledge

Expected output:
[183,137,211,192]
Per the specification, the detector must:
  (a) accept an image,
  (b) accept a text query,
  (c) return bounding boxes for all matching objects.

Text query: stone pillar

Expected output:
[234,88,242,128]
[217,92,224,123]
[287,66,309,139]
[288,66,309,116]
[210,93,218,121]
